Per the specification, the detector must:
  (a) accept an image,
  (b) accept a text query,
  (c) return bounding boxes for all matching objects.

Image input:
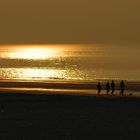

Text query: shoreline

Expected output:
[0,79,139,90]
[0,79,139,98]
[0,87,139,98]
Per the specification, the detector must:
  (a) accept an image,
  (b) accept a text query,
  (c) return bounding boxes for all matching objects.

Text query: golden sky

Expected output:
[0,0,140,44]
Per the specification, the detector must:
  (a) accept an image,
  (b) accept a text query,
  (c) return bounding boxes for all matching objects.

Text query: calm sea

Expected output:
[0,44,140,82]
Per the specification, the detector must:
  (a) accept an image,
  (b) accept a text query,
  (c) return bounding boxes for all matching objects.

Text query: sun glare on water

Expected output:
[14,47,58,59]
[15,48,54,59]
[0,45,85,80]
[2,45,64,59]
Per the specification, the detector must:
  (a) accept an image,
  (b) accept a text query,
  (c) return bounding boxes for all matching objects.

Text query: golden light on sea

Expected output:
[22,68,65,79]
[10,47,60,59]
[14,48,52,59]
[0,44,92,80]
[0,45,66,59]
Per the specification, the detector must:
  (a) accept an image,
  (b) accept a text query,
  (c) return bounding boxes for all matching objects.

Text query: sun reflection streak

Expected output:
[22,68,66,79]
[11,47,60,59]
[1,45,65,59]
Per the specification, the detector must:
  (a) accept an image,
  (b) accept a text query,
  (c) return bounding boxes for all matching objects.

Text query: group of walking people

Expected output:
[97,80,125,96]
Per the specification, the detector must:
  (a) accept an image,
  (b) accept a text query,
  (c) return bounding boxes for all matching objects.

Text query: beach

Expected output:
[0,0,140,139]
[0,79,139,96]
[0,80,139,139]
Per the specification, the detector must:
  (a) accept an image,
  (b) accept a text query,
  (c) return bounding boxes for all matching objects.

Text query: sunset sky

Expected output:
[0,0,140,44]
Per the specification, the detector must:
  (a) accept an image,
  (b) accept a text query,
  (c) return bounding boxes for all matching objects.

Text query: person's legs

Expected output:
[122,89,124,96]
[120,90,122,95]
[111,89,114,95]
[113,89,114,95]
[98,89,100,95]
[107,90,109,96]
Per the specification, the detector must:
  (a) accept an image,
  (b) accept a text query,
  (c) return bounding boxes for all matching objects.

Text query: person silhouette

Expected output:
[111,80,115,95]
[120,80,125,96]
[106,81,110,96]
[97,82,102,95]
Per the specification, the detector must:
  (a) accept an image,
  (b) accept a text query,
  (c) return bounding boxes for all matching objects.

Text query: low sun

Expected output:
[8,46,60,59]
[17,48,54,59]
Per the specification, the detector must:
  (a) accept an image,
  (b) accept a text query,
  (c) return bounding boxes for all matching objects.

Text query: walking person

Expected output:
[106,81,110,96]
[97,82,102,95]
[111,80,115,95]
[120,80,125,96]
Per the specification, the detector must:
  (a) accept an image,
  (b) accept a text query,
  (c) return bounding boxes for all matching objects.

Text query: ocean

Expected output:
[0,44,140,82]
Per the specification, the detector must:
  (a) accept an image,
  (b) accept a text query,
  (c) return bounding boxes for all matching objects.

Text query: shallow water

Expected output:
[0,44,140,81]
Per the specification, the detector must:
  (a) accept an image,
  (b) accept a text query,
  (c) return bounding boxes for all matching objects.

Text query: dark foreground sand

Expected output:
[0,93,139,140]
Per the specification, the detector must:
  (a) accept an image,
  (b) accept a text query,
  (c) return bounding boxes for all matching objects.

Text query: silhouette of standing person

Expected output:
[111,80,115,95]
[120,80,125,96]
[97,82,102,95]
[106,81,110,96]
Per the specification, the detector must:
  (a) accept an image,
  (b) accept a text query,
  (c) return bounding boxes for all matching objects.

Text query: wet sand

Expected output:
[0,91,140,139]
[0,79,139,91]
